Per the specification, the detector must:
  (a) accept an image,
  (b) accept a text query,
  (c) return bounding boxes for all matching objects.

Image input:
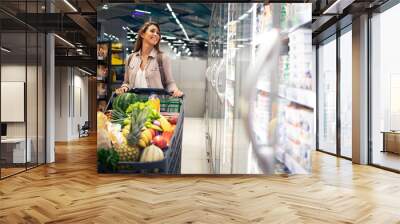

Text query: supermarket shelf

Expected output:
[278,85,315,109]
[255,83,315,109]
[284,21,312,36]
[97,77,107,81]
[275,147,308,174]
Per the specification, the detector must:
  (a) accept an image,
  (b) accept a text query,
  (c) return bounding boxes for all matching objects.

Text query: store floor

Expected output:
[1,125,400,223]
[181,118,210,174]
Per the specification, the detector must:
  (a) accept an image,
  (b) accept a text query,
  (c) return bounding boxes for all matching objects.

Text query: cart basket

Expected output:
[99,88,184,174]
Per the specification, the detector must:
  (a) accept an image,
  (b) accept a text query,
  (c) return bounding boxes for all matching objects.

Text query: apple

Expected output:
[152,135,167,149]
[162,131,173,146]
[168,115,178,125]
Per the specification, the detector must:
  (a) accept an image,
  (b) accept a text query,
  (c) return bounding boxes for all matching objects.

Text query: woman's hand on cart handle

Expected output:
[115,86,129,95]
[171,88,184,98]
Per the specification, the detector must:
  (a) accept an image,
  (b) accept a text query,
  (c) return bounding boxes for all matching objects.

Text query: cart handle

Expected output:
[129,88,184,99]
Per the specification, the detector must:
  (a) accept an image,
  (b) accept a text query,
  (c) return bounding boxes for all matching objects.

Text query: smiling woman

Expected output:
[116,22,184,97]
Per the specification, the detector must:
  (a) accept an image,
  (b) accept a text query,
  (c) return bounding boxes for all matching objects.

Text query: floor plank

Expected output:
[0,134,400,223]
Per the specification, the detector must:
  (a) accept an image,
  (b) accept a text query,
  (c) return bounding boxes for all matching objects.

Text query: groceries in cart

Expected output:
[97,89,183,173]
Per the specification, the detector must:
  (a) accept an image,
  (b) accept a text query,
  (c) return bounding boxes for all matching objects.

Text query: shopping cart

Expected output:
[99,88,184,174]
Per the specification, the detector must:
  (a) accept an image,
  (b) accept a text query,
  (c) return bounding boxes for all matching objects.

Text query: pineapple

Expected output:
[115,107,148,162]
[115,138,140,161]
[126,107,148,147]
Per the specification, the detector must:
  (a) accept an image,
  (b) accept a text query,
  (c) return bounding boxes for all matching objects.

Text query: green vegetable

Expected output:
[111,107,128,127]
[126,102,160,122]
[112,93,138,112]
[97,148,120,172]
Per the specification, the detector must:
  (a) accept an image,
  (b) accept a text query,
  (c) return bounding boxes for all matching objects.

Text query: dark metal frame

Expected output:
[367,0,400,172]
[0,0,47,180]
[315,22,353,162]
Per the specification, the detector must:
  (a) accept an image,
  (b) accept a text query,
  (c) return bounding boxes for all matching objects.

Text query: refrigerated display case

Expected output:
[205,3,313,174]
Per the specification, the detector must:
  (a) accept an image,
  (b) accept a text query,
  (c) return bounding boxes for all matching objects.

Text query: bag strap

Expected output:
[156,52,166,89]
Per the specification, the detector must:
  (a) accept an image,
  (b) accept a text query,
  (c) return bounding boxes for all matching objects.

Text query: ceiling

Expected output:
[98,3,212,57]
[0,0,396,70]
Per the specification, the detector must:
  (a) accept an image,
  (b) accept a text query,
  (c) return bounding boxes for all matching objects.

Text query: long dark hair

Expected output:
[133,21,162,53]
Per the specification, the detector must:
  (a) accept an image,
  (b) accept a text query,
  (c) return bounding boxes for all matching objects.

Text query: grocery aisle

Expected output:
[181,118,210,174]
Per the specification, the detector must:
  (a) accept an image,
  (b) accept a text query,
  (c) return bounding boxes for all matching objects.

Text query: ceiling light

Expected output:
[63,0,78,12]
[165,3,189,41]
[166,3,172,12]
[54,34,75,48]
[323,0,353,15]
[78,68,92,76]
[135,9,151,14]
[102,4,109,10]
[188,52,191,56]
[185,48,189,53]
[163,35,176,40]
[1,47,11,53]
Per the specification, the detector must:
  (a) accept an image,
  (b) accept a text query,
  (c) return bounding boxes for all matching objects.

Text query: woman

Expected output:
[115,21,183,97]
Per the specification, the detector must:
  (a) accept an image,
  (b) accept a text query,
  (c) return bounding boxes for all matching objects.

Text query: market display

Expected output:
[97,92,181,173]
[205,3,313,174]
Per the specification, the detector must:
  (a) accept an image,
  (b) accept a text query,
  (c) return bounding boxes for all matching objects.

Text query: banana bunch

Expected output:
[138,128,153,148]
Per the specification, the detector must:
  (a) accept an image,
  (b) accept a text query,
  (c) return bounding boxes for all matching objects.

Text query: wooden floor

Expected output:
[1,135,400,223]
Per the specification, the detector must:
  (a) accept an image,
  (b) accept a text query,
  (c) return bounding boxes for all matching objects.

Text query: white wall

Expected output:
[160,44,207,117]
[1,64,46,163]
[54,67,89,141]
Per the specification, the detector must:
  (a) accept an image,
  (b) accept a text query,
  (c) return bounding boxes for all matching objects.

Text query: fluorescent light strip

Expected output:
[166,3,189,41]
[166,3,172,12]
[1,47,11,53]
[171,11,177,19]
[323,0,342,14]
[135,9,151,14]
[54,34,75,48]
[63,0,78,12]
[78,68,92,76]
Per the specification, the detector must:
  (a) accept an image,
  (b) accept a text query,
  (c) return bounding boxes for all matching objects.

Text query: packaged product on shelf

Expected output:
[111,42,123,51]
[97,65,108,79]
[112,53,124,65]
[97,43,108,60]
[97,100,107,112]
[97,83,107,97]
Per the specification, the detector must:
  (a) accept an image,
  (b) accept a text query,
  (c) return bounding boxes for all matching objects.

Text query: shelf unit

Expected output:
[97,41,111,111]
[248,3,313,174]
[97,41,126,112]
